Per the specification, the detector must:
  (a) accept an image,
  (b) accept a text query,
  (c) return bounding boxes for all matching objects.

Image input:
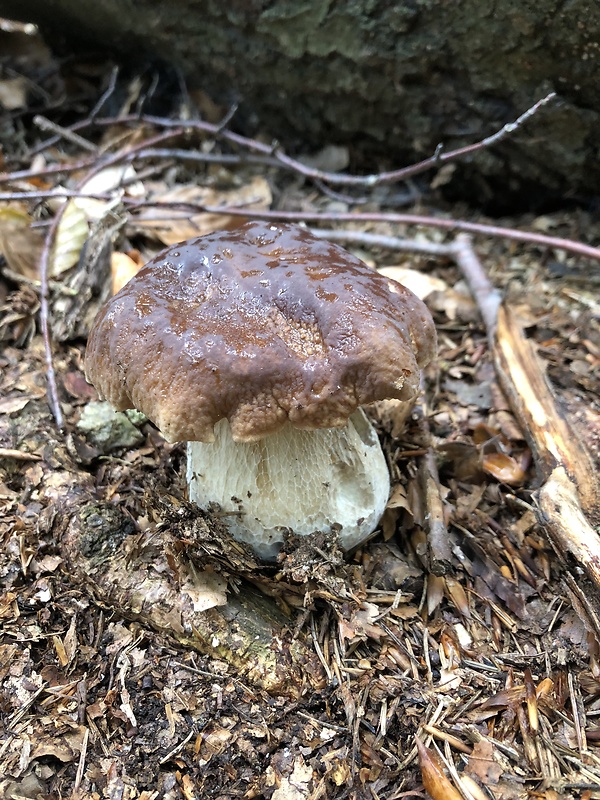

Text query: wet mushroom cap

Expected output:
[85,221,437,443]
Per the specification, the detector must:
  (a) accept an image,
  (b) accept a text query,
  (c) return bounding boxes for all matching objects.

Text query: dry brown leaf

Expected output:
[0,395,32,415]
[482,452,527,486]
[197,725,234,764]
[0,203,44,279]
[469,685,526,722]
[51,200,89,276]
[30,725,87,762]
[180,566,228,613]
[340,602,383,643]
[415,737,463,800]
[378,266,448,300]
[386,483,411,511]
[444,577,471,618]
[111,250,144,294]
[464,738,504,785]
[427,573,445,616]
[371,397,414,438]
[271,757,313,800]
[131,176,272,244]
[75,165,144,221]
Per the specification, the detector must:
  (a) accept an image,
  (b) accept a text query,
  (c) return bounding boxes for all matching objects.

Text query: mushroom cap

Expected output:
[85,221,437,443]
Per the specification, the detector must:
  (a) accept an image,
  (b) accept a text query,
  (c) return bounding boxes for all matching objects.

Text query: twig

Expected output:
[33,115,98,153]
[24,92,557,189]
[126,204,600,263]
[91,65,119,119]
[73,727,89,795]
[0,157,100,185]
[0,190,113,202]
[38,209,65,429]
[419,447,453,576]
[0,129,183,186]
[450,234,502,339]
[309,227,454,258]
[131,147,280,168]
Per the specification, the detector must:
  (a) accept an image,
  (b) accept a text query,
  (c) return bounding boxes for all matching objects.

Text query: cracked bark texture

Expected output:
[2,0,600,200]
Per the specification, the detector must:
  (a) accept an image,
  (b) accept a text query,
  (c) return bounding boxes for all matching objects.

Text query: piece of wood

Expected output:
[493,303,600,632]
[494,304,599,517]
[56,499,326,697]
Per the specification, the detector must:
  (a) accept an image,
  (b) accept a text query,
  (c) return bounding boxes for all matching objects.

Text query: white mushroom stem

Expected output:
[186,408,390,561]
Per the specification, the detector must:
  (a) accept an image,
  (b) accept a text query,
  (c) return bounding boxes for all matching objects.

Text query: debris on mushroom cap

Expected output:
[85,221,437,443]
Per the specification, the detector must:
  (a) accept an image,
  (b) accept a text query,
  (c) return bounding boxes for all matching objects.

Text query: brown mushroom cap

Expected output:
[85,221,437,443]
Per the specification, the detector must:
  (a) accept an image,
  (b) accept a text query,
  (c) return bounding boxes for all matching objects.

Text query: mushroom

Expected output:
[85,221,436,559]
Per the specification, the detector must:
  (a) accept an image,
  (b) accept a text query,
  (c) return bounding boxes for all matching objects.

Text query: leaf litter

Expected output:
[0,26,599,800]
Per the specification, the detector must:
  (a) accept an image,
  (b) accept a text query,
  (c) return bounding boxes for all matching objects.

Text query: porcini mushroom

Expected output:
[85,221,436,559]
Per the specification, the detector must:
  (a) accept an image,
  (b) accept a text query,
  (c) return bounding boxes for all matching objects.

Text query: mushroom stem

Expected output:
[186,409,390,560]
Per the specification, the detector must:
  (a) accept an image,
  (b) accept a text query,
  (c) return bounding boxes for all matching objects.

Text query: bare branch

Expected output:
[38,210,65,430]
[15,93,557,190]
[127,203,600,263]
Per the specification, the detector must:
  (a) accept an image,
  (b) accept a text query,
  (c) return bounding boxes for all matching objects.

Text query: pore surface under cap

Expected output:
[85,221,437,442]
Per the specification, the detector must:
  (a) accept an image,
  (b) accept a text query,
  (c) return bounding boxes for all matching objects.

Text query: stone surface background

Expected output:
[2,0,600,203]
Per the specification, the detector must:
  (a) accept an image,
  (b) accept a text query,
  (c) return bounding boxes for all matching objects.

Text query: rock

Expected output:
[76,400,145,452]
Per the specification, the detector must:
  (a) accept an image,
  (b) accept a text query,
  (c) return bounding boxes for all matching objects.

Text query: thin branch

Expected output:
[0,129,184,186]
[0,156,100,184]
[90,65,119,120]
[33,115,98,153]
[450,234,502,339]
[0,190,113,202]
[22,93,557,190]
[38,210,65,429]
[127,203,600,263]
[308,227,455,258]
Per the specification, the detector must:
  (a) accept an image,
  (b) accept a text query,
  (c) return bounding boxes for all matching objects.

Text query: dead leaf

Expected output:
[0,204,44,279]
[415,737,463,800]
[444,577,471,618]
[464,738,504,785]
[0,395,32,415]
[427,574,445,616]
[271,756,313,800]
[0,76,28,109]
[75,165,144,221]
[469,686,526,722]
[378,266,448,300]
[51,200,89,276]
[444,377,493,409]
[30,725,87,762]
[180,566,228,612]
[482,453,527,486]
[132,176,272,244]
[111,250,144,293]
[62,370,97,402]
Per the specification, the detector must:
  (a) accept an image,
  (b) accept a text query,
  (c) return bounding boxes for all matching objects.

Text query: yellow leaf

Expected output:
[51,200,88,276]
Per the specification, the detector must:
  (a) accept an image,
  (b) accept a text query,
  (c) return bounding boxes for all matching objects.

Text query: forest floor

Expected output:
[0,19,600,800]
